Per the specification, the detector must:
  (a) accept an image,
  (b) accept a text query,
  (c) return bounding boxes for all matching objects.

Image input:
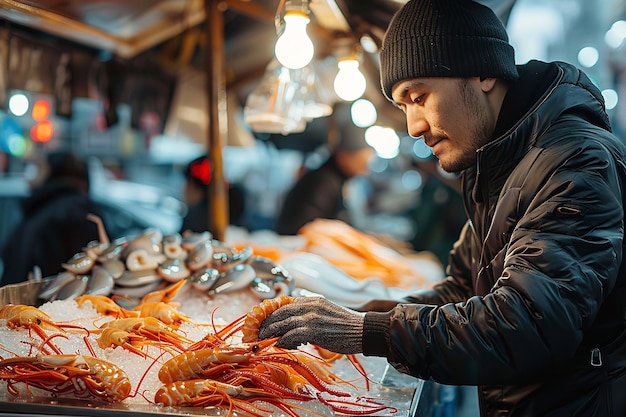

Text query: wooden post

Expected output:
[205,0,229,241]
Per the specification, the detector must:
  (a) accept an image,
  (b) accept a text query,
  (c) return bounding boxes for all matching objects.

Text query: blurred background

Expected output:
[0,0,624,268]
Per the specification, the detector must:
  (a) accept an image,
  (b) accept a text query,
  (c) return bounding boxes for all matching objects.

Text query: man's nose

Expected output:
[406,111,428,139]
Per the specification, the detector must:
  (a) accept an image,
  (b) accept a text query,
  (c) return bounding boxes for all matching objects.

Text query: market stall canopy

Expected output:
[0,0,517,149]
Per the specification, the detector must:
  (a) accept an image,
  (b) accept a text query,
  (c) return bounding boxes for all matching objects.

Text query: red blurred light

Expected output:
[190,158,211,185]
[32,99,50,121]
[30,120,54,142]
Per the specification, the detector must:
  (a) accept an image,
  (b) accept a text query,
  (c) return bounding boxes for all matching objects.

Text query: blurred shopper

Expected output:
[0,151,102,286]
[274,122,374,235]
[409,156,466,267]
[257,1,626,416]
[179,155,246,234]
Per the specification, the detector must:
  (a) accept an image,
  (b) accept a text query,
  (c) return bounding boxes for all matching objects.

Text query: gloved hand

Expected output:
[258,296,366,354]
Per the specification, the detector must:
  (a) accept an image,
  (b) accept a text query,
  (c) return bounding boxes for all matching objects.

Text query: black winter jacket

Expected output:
[363,61,626,416]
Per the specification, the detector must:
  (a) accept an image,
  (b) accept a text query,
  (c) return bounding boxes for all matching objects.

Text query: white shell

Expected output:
[157,258,190,282]
[86,266,115,296]
[100,259,125,279]
[51,275,89,301]
[125,249,160,272]
[186,240,214,271]
[181,231,212,251]
[116,269,161,287]
[62,252,96,275]
[38,271,76,299]
[122,234,161,259]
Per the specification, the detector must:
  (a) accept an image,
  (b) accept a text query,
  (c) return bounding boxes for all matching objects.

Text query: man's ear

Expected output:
[479,77,498,93]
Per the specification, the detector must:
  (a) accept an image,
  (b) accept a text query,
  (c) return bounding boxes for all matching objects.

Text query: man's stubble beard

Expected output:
[438,79,492,174]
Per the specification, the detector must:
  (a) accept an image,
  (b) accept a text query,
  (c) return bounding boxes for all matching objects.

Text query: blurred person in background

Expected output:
[274,121,375,235]
[179,155,246,235]
[409,156,466,267]
[257,0,626,416]
[0,150,102,286]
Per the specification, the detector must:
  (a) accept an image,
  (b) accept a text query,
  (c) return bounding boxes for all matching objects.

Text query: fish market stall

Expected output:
[0,221,440,416]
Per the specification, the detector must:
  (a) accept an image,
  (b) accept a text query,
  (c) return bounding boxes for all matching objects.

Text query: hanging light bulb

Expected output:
[274,1,314,70]
[333,56,366,101]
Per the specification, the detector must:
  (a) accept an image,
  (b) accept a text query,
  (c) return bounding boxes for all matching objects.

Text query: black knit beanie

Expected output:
[380,0,519,102]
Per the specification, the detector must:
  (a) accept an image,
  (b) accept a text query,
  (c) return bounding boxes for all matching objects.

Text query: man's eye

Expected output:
[411,94,425,104]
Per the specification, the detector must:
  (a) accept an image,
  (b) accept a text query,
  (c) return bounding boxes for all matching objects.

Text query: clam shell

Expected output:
[248,256,295,296]
[100,259,125,279]
[212,245,253,272]
[208,264,256,295]
[116,269,161,287]
[157,258,190,282]
[181,231,212,251]
[62,252,96,275]
[38,271,76,299]
[51,275,89,300]
[122,233,161,259]
[186,240,214,271]
[97,238,127,263]
[112,279,163,301]
[86,267,114,296]
[163,233,182,246]
[125,249,160,271]
[188,267,221,291]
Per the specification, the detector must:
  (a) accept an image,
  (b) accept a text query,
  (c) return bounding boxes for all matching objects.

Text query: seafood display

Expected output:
[0,218,433,415]
[297,219,438,288]
[34,216,293,304]
[0,289,401,416]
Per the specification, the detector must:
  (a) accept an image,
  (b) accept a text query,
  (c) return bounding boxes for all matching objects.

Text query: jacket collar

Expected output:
[467,60,611,202]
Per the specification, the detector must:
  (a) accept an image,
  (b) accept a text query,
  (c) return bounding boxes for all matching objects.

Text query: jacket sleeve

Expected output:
[403,220,475,305]
[363,143,625,386]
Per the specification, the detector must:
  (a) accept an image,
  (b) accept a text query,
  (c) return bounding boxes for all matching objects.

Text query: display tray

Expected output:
[0,277,425,417]
[0,362,423,417]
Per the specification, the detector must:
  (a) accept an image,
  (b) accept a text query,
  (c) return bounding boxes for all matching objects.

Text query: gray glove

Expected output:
[257,296,366,354]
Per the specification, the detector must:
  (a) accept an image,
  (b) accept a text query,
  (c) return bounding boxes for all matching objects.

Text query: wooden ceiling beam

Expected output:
[224,0,274,23]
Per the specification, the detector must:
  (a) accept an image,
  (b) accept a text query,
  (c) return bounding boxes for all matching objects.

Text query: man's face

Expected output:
[391,77,494,173]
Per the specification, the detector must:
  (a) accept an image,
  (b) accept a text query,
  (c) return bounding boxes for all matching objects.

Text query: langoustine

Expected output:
[0,354,131,403]
[151,295,396,415]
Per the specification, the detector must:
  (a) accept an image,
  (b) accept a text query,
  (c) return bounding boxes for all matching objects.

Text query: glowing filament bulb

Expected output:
[274,11,314,70]
[334,58,366,101]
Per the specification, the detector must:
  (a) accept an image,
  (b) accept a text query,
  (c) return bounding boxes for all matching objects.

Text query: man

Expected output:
[257,0,626,416]
[274,120,374,235]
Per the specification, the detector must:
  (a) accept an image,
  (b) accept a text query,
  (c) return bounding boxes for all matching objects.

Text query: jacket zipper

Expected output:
[590,347,603,367]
